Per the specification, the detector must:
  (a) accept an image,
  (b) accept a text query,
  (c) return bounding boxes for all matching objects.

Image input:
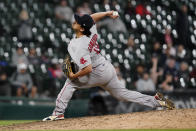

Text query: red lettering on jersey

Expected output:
[80,57,87,64]
[94,42,100,54]
[88,34,100,54]
[88,34,97,52]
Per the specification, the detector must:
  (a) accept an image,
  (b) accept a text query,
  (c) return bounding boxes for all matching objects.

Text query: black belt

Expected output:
[92,63,105,69]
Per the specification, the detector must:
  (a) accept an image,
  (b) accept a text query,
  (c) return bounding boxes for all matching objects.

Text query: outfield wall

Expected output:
[0,90,196,120]
[0,98,88,120]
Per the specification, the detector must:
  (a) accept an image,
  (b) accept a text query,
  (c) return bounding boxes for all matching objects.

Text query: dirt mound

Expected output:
[1,109,196,130]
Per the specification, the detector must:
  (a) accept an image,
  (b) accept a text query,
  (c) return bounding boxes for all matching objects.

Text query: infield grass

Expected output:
[0,120,195,131]
[12,129,196,131]
[0,120,36,126]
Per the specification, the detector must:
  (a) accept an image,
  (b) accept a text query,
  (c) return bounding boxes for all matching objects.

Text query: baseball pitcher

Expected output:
[43,11,175,121]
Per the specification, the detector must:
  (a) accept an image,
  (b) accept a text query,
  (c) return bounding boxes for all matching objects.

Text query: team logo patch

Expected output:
[80,57,87,64]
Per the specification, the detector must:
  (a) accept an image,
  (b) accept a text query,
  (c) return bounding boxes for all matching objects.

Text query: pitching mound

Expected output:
[1,109,196,130]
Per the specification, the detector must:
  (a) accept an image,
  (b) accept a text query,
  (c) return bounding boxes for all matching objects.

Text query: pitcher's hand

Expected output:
[107,11,119,19]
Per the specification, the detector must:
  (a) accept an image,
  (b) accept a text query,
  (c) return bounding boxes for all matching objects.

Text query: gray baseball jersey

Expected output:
[52,24,161,116]
[68,25,106,68]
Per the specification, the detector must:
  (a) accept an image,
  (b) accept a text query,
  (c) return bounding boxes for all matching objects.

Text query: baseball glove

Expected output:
[62,55,73,77]
[62,54,78,78]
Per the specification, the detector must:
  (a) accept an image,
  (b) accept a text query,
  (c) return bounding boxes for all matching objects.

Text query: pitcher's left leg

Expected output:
[43,79,76,121]
[52,80,76,116]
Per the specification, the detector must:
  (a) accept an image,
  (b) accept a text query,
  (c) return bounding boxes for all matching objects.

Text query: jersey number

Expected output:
[88,34,100,54]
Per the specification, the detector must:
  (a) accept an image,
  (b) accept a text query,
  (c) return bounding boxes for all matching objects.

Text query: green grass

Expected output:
[0,120,36,126]
[11,129,196,131]
[0,120,195,131]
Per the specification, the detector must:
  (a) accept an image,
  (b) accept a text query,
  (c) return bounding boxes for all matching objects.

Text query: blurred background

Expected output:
[0,0,195,120]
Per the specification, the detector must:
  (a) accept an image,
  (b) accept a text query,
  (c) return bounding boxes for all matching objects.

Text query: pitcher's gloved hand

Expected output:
[62,55,73,78]
[62,54,78,78]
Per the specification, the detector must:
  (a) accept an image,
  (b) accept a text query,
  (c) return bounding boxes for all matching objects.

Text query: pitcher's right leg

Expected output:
[102,68,160,108]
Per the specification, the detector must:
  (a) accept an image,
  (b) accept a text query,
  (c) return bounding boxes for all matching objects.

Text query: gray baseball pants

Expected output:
[52,61,160,115]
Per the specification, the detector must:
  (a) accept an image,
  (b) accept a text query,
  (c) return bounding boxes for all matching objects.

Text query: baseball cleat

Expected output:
[155,92,175,110]
[42,114,64,121]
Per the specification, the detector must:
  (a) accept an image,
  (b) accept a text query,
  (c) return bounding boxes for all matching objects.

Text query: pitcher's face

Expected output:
[72,21,82,31]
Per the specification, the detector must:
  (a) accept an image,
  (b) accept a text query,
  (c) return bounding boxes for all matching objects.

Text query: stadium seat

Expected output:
[0,0,195,94]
